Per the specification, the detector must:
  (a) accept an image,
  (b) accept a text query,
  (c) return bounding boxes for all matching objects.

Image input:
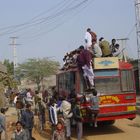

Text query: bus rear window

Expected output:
[58,72,75,93]
[121,70,134,92]
[95,78,121,94]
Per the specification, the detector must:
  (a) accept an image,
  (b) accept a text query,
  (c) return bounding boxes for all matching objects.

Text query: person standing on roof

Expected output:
[85,28,92,51]
[88,28,97,45]
[85,28,97,53]
[99,37,112,57]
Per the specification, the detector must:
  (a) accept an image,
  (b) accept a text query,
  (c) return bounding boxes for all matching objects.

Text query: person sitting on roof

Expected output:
[99,37,112,57]
[110,38,116,54]
[112,43,125,60]
[92,42,102,57]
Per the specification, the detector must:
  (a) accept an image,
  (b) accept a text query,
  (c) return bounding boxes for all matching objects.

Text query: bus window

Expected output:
[58,72,75,93]
[121,70,134,92]
[95,77,121,94]
[79,69,120,94]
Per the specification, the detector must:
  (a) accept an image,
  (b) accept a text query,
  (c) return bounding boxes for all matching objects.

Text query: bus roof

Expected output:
[58,57,133,74]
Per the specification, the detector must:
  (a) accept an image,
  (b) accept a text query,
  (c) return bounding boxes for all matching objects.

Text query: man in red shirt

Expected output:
[77,45,94,90]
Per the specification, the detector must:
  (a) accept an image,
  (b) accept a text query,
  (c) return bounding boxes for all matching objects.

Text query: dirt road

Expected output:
[4,107,140,140]
[79,115,140,140]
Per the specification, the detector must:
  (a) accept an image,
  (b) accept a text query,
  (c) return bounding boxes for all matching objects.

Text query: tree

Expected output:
[17,58,60,91]
[3,59,14,75]
[2,59,17,88]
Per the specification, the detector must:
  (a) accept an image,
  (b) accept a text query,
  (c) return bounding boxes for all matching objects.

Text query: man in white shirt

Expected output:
[59,98,73,140]
[85,28,92,50]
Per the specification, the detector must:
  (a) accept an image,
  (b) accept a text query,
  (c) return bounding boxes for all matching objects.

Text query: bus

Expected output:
[56,57,136,124]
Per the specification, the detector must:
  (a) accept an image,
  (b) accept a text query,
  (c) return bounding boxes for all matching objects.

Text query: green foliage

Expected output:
[3,59,14,75]
[17,58,60,90]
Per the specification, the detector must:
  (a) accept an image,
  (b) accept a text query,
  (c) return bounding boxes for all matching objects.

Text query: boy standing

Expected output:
[11,121,27,140]
[73,99,83,140]
[90,89,100,127]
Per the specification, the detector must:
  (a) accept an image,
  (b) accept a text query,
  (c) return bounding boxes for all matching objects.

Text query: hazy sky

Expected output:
[0,0,137,64]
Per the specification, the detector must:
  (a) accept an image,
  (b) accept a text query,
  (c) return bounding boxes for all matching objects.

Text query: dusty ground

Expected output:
[80,115,140,140]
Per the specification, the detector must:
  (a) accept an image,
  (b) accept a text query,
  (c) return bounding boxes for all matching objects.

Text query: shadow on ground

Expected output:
[71,123,124,140]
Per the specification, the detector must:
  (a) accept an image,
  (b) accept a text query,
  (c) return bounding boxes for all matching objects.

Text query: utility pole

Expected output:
[116,38,129,62]
[9,37,19,78]
[135,0,140,90]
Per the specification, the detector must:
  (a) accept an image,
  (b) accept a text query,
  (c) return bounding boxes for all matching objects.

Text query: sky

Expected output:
[0,0,137,65]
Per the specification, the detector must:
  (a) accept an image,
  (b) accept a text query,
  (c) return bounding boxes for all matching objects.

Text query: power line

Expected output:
[0,0,85,36]
[126,24,136,38]
[19,0,93,40]
[0,0,68,31]
[116,38,129,62]
[0,0,72,35]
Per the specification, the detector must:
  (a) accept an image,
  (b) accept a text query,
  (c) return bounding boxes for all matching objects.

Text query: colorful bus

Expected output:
[56,57,136,124]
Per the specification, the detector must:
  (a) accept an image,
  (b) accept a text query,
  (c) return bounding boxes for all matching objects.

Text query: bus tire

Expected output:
[101,120,115,125]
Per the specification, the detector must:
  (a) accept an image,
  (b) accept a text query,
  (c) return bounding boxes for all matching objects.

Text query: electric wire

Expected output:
[0,0,68,31]
[20,0,94,42]
[126,24,136,38]
[0,0,83,36]
[0,0,73,35]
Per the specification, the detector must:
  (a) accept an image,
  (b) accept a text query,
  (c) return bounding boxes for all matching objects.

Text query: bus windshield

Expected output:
[95,77,121,94]
[94,69,135,94]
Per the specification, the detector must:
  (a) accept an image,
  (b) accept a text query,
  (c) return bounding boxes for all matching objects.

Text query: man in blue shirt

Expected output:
[21,104,34,140]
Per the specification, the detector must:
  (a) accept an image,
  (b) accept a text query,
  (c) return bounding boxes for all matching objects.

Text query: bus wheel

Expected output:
[100,120,115,125]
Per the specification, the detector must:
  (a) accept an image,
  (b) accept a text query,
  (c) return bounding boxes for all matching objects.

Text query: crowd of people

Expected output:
[48,88,99,140]
[0,85,100,140]
[0,87,48,140]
